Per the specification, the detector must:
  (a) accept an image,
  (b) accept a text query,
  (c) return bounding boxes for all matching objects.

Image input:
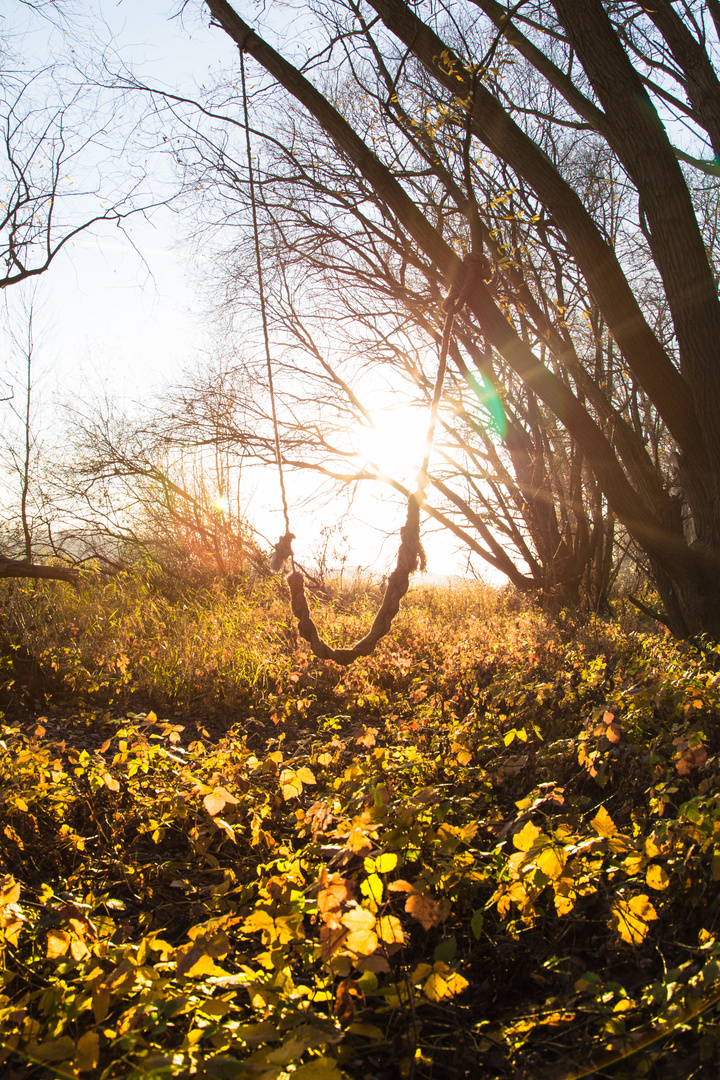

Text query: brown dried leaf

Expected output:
[334,979,360,1027]
[405,893,447,931]
[320,925,349,962]
[74,1031,100,1072]
[676,745,707,775]
[318,874,353,928]
[26,1037,75,1063]
[388,879,417,894]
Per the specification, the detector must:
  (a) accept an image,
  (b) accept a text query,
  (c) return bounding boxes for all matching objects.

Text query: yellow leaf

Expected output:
[70,938,90,961]
[374,852,398,874]
[204,787,239,816]
[460,821,479,844]
[74,1031,100,1072]
[178,951,218,978]
[296,767,317,785]
[361,874,383,907]
[436,823,462,852]
[0,876,20,906]
[243,910,275,935]
[444,969,469,997]
[345,829,372,855]
[513,821,542,851]
[214,817,237,843]
[102,773,120,792]
[423,971,450,1001]
[423,964,469,1001]
[646,864,670,891]
[612,894,658,945]
[342,907,376,933]
[623,853,646,875]
[553,879,576,916]
[46,929,71,958]
[645,833,668,858]
[345,928,379,955]
[535,844,567,881]
[376,915,404,945]
[280,770,303,800]
[591,806,617,838]
[204,792,227,816]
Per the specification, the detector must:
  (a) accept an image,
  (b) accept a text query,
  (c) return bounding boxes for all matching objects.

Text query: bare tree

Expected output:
[59,388,266,578]
[191,0,720,637]
[0,5,165,290]
[0,3,174,584]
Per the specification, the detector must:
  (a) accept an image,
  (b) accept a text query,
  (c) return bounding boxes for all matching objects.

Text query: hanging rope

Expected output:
[286,254,492,664]
[239,49,295,570]
[239,43,491,663]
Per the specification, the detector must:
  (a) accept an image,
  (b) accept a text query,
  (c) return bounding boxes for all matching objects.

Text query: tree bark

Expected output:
[0,556,78,585]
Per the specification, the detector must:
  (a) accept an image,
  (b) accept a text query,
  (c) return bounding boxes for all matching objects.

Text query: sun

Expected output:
[354,406,430,482]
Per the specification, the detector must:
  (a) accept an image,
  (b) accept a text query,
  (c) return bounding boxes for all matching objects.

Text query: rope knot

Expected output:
[443,252,493,315]
[270,531,295,573]
[399,493,427,573]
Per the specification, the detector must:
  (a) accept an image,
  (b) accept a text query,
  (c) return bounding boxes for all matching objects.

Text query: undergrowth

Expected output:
[1,572,720,1078]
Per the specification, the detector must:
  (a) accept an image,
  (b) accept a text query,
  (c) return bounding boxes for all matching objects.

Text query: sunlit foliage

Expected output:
[0,576,720,1076]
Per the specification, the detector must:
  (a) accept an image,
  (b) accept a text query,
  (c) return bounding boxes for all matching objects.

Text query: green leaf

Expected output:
[434,936,457,964]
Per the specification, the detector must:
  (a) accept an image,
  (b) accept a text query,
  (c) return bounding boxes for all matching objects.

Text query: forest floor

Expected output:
[1,572,720,1079]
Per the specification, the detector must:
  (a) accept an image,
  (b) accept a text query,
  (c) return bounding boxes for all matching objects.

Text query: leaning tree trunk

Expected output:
[0,556,78,585]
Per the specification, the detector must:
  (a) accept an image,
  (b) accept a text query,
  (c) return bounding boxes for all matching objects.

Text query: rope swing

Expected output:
[240,48,490,665]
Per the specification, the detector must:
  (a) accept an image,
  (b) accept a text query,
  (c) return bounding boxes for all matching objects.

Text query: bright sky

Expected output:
[28,1,220,400]
[2,0,493,583]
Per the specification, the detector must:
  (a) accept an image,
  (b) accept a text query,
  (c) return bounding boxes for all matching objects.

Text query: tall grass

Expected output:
[0,567,654,718]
